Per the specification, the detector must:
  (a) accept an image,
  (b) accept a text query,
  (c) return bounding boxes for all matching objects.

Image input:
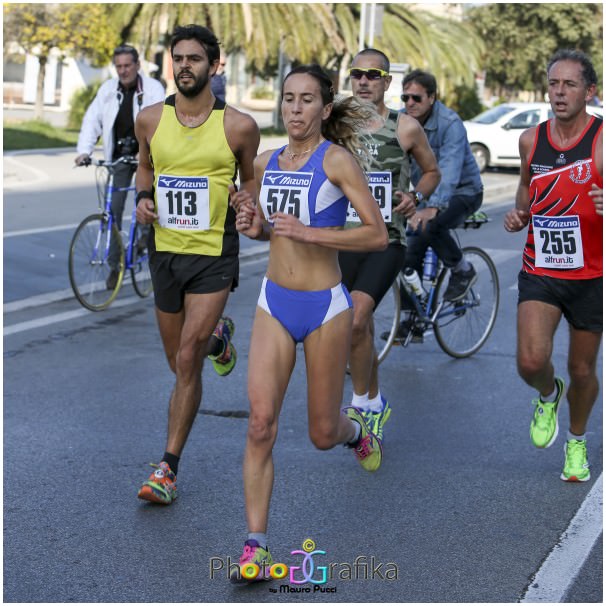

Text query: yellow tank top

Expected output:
[150,95,238,256]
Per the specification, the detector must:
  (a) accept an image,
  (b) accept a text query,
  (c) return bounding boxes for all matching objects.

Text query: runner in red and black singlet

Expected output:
[523,115,602,278]
[504,49,603,484]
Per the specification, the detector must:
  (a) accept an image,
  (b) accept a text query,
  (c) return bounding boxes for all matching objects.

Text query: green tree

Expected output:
[3,4,119,119]
[469,3,603,99]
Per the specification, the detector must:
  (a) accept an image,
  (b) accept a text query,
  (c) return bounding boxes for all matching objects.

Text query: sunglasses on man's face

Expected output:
[349,67,389,81]
[401,94,424,103]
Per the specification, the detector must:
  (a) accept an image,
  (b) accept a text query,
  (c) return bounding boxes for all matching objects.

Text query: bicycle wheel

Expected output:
[130,225,153,298]
[433,246,499,358]
[68,213,124,311]
[374,280,401,364]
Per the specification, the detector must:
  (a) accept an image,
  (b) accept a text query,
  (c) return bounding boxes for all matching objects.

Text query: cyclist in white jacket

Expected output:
[75,44,165,289]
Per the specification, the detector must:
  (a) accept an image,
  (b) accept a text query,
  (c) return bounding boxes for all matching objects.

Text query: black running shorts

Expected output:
[517,270,602,332]
[150,250,239,314]
[339,242,405,310]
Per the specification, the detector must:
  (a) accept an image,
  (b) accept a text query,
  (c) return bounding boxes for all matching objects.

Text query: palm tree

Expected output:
[108,3,483,99]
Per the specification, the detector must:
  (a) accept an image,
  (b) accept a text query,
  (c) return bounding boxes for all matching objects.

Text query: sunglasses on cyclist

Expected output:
[349,67,389,80]
[401,94,424,103]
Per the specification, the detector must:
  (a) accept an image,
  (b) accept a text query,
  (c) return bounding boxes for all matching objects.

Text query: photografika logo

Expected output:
[289,538,329,585]
[209,538,398,591]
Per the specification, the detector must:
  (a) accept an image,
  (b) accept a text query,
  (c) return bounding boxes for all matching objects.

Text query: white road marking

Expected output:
[3,218,133,238]
[520,474,603,602]
[3,295,142,336]
[4,224,79,238]
[4,244,270,335]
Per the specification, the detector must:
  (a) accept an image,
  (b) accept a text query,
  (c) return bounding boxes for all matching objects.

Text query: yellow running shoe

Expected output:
[561,438,590,482]
[344,406,383,472]
[364,397,392,441]
[530,377,565,448]
[209,316,236,377]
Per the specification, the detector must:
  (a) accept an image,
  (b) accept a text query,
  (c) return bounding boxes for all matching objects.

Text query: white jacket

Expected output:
[76,73,165,160]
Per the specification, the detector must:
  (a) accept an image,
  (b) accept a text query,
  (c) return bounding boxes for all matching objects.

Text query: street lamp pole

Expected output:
[368,2,376,47]
[358,3,367,51]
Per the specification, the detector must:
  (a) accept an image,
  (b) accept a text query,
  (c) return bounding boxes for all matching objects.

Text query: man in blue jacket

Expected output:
[401,69,483,302]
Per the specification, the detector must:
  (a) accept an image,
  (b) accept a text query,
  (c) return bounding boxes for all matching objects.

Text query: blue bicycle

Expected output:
[68,155,153,311]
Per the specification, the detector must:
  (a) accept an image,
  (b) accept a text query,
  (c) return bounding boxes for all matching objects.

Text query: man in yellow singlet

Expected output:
[133,25,260,505]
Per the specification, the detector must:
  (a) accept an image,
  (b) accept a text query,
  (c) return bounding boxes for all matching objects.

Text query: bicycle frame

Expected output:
[398,213,491,341]
[94,157,137,267]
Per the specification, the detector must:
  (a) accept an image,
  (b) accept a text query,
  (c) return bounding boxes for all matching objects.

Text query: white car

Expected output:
[464,102,603,172]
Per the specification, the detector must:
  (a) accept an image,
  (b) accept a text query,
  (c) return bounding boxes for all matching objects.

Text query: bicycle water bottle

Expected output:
[403,268,426,299]
[423,247,438,281]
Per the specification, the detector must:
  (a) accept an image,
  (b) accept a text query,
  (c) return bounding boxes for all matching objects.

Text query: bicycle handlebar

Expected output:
[76,155,138,168]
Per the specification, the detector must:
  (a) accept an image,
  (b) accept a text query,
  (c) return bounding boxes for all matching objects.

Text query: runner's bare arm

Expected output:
[134,103,163,224]
[397,114,440,213]
[505,127,534,232]
[589,129,603,215]
[234,151,272,240]
[225,107,261,201]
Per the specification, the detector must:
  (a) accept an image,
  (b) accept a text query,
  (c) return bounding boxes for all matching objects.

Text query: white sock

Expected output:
[351,391,371,411]
[348,420,361,444]
[567,431,586,442]
[540,381,560,403]
[367,392,384,413]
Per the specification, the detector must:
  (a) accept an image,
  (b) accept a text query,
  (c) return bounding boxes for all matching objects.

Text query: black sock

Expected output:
[162,452,180,475]
[345,421,362,447]
[208,335,223,357]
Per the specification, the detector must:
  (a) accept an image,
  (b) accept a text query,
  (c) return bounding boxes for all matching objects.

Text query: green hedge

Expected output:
[67,81,103,130]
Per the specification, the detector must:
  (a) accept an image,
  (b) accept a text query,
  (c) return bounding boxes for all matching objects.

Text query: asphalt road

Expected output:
[3,150,602,603]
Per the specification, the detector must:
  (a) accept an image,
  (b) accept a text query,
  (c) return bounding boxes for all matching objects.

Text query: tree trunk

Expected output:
[35,55,47,121]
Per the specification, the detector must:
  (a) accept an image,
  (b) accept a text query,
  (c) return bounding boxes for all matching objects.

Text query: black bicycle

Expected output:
[68,156,152,311]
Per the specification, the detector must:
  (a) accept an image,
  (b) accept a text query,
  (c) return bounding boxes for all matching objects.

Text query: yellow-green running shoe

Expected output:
[561,439,590,482]
[364,397,392,441]
[209,316,236,377]
[530,377,565,448]
[344,406,383,472]
[229,540,274,584]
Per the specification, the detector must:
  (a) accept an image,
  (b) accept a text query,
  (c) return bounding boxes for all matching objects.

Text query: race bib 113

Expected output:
[156,174,210,231]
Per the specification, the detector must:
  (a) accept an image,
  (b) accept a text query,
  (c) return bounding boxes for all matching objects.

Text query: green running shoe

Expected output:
[229,540,274,584]
[530,377,564,448]
[561,439,590,482]
[364,397,392,441]
[209,316,236,377]
[344,406,382,472]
